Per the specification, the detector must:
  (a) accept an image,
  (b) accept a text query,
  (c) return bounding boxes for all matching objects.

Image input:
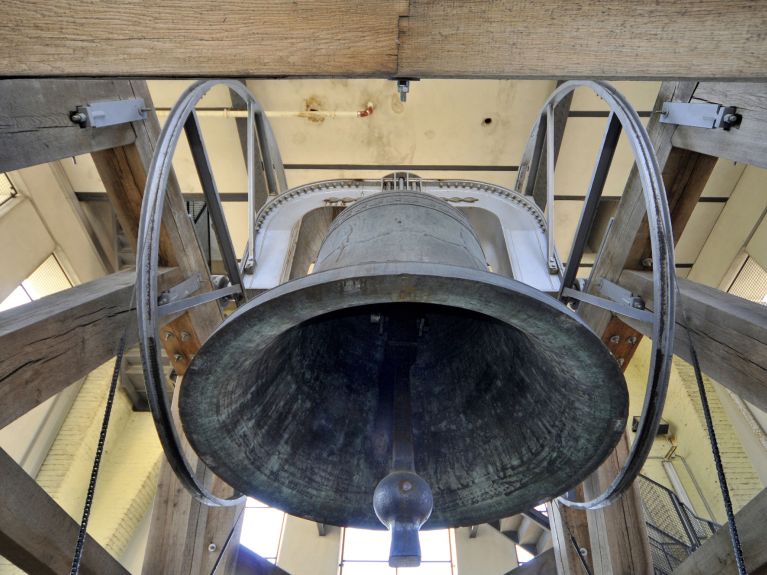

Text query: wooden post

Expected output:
[573,82,711,574]
[89,80,244,574]
[583,435,653,575]
[547,486,592,575]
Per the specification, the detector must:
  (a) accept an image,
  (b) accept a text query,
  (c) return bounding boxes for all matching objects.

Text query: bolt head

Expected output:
[208,543,217,552]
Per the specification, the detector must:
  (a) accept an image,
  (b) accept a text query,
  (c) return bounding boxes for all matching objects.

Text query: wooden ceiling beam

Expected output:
[0,447,129,575]
[0,267,177,429]
[0,79,136,173]
[0,2,765,78]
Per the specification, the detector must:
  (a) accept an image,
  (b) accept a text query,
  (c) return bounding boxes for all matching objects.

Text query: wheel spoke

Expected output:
[184,111,245,299]
[559,112,623,297]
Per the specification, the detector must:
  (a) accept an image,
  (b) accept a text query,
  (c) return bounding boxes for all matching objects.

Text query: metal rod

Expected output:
[246,101,256,270]
[158,284,241,317]
[157,104,374,119]
[545,104,557,274]
[559,113,622,299]
[562,287,654,324]
[255,111,280,196]
[387,318,418,472]
[523,111,547,199]
[183,112,245,298]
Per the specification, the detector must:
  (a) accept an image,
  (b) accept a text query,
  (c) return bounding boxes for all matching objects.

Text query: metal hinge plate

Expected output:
[659,102,741,131]
[70,97,147,128]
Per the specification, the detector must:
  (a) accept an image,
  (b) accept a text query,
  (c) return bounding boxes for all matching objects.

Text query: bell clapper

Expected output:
[373,313,434,568]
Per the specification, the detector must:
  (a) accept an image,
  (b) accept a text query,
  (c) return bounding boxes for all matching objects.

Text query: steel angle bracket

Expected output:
[659,102,742,131]
[70,97,147,128]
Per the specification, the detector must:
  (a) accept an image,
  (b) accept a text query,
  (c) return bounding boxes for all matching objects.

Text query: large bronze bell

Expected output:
[179,190,628,565]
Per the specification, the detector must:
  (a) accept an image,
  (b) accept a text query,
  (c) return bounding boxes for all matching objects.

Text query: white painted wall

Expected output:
[454,525,518,575]
[276,516,340,575]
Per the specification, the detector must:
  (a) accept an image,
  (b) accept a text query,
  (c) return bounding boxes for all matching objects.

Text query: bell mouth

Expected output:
[180,262,628,529]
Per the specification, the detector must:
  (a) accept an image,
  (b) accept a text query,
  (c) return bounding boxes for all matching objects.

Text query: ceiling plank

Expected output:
[0,447,129,575]
[0,1,408,77]
[0,267,178,430]
[672,82,767,169]
[399,1,767,79]
[674,486,767,574]
[0,79,136,172]
[619,270,767,412]
[0,2,765,78]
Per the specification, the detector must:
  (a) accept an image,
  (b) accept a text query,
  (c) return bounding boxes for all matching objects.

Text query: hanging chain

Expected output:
[678,286,747,575]
[70,287,135,575]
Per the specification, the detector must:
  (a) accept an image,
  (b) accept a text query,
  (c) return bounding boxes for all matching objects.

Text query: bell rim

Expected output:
[181,262,628,528]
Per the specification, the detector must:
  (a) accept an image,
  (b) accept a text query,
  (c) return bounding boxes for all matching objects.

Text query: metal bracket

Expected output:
[599,278,646,311]
[659,102,741,131]
[158,284,241,318]
[157,273,202,306]
[562,287,653,324]
[70,97,147,128]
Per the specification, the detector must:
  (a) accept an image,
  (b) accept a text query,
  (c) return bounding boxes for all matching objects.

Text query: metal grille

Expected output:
[728,257,767,305]
[638,475,719,574]
[646,524,691,575]
[0,173,18,207]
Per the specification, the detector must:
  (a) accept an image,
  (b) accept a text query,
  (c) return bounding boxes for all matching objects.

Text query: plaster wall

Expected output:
[276,516,341,575]
[454,525,518,575]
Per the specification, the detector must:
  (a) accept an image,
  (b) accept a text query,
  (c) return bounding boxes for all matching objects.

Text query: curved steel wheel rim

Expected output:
[526,81,677,510]
[137,79,283,506]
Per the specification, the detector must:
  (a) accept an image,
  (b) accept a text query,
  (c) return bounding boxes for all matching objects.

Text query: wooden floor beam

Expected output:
[619,270,767,412]
[674,487,767,574]
[0,447,128,575]
[0,268,177,429]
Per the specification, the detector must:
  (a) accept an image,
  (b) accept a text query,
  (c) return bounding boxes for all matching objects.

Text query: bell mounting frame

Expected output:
[519,80,676,510]
[136,79,285,506]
